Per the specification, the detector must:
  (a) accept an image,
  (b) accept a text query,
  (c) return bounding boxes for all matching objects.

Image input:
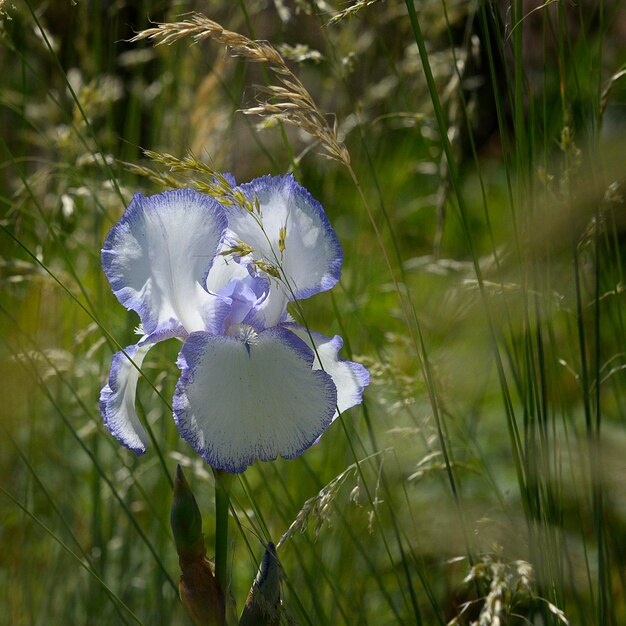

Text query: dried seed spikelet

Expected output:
[278,226,286,253]
[449,551,570,626]
[327,0,385,26]
[276,463,358,547]
[121,161,185,189]
[276,452,390,548]
[141,149,258,213]
[276,449,382,548]
[220,240,254,258]
[254,261,281,279]
[131,14,349,164]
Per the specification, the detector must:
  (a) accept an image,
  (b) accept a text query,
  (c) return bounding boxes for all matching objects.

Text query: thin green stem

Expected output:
[214,469,235,593]
[404,0,527,513]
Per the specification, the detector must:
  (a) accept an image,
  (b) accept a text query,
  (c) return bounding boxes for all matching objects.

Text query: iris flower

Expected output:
[100,174,369,473]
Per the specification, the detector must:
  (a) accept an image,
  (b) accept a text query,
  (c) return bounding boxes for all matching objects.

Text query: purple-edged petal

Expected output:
[206,250,288,331]
[173,327,337,473]
[99,325,189,454]
[99,342,153,454]
[205,235,251,293]
[283,324,369,418]
[242,278,289,330]
[102,189,227,336]
[229,174,343,300]
[205,253,273,331]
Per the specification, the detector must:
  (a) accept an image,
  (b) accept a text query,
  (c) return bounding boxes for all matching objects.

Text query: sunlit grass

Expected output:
[1,0,625,624]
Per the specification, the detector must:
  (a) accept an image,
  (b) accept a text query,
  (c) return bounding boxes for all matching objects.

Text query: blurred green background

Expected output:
[1,0,625,624]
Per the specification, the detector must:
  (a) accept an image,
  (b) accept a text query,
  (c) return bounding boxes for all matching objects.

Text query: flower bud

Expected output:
[238,543,281,626]
[171,464,204,556]
[171,465,225,626]
[179,559,225,626]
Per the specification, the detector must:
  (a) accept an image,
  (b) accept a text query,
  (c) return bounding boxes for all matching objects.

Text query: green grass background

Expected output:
[1,0,625,624]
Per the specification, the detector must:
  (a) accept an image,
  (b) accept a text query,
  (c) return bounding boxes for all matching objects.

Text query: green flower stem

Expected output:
[213,469,235,593]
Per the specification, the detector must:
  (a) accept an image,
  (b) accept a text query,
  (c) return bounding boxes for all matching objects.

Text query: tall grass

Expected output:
[1,0,624,624]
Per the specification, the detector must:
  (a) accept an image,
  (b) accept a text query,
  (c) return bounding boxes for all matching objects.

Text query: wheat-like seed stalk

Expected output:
[138,149,259,213]
[276,463,359,548]
[276,450,388,548]
[121,161,186,189]
[448,553,571,626]
[327,0,385,26]
[131,14,349,164]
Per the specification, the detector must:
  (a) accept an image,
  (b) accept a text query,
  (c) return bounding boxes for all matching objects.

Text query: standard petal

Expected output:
[242,277,289,330]
[229,174,343,300]
[102,189,227,336]
[206,253,273,331]
[173,327,337,472]
[99,342,153,454]
[284,324,369,418]
[205,236,252,294]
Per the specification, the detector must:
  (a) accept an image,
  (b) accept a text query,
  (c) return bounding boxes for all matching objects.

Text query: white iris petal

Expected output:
[99,342,153,454]
[283,324,370,419]
[227,174,343,300]
[102,189,227,336]
[173,328,337,473]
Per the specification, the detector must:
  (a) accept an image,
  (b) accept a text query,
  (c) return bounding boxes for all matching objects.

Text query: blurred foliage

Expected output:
[1,0,625,624]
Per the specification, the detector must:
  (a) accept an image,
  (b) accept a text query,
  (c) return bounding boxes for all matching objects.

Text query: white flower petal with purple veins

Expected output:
[205,235,250,293]
[99,341,154,454]
[243,278,290,330]
[205,253,272,332]
[284,324,370,418]
[102,189,227,337]
[207,249,288,331]
[173,327,337,473]
[228,174,343,300]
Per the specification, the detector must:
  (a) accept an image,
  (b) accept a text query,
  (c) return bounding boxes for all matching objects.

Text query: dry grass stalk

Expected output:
[130,14,349,164]
[276,463,359,548]
[327,0,385,26]
[138,149,257,213]
[276,450,388,548]
[122,161,186,189]
[448,552,570,626]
